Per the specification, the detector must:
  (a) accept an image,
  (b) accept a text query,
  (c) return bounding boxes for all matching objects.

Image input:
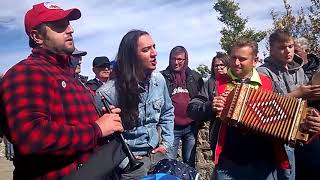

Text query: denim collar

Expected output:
[138,73,160,92]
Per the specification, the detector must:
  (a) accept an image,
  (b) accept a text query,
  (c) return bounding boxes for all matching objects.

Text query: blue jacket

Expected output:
[95,72,174,156]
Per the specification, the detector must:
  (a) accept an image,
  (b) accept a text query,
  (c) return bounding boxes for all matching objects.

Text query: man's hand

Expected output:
[95,107,124,137]
[212,96,227,117]
[134,156,143,160]
[151,145,167,155]
[290,85,320,100]
[302,108,320,134]
[101,105,119,114]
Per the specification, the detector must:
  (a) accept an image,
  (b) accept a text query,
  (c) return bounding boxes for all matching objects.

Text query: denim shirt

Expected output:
[95,72,174,156]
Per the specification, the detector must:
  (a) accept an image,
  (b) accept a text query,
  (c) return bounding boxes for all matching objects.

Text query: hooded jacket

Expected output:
[257,55,309,179]
[161,67,203,98]
[161,46,203,126]
[257,55,308,94]
[161,46,203,99]
[161,67,203,126]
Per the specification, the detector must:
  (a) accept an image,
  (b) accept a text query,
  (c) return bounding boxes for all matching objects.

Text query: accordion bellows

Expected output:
[220,83,310,146]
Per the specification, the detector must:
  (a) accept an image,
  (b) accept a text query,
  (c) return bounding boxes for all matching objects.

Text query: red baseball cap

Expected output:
[24,2,81,36]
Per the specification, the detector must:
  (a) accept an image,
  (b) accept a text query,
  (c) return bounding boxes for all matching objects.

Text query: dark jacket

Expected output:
[187,75,215,122]
[187,76,219,151]
[161,67,203,99]
[75,74,88,84]
[86,78,104,92]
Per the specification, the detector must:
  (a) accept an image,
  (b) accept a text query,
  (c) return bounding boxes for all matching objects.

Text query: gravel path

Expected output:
[0,141,13,180]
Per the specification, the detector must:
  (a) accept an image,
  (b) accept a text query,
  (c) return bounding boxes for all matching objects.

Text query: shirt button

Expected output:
[77,163,83,170]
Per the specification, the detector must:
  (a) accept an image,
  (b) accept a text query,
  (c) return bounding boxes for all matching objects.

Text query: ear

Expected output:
[30,29,44,46]
[253,56,258,66]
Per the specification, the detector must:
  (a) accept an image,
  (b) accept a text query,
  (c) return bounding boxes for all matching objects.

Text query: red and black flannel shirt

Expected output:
[0,48,102,179]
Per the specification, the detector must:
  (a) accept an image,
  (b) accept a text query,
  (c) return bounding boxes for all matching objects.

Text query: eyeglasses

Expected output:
[214,64,226,68]
[174,58,186,61]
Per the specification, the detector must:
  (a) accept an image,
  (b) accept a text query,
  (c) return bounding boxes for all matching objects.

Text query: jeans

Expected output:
[167,123,197,167]
[279,145,295,180]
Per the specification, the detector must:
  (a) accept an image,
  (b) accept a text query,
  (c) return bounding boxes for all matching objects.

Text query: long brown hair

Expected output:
[113,30,149,130]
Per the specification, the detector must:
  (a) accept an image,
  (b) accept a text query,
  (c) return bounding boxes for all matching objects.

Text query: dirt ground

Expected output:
[0,157,13,180]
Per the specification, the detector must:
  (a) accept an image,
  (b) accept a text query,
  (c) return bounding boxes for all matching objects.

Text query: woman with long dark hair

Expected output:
[96,30,174,179]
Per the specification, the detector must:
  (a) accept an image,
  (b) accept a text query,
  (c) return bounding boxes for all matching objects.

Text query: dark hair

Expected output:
[211,52,229,76]
[269,30,293,47]
[114,29,149,130]
[231,39,258,56]
[28,23,47,48]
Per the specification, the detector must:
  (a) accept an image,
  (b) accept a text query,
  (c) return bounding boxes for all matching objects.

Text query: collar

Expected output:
[31,48,70,68]
[265,55,303,72]
[138,73,160,92]
[227,68,262,86]
[138,76,151,92]
[95,77,105,84]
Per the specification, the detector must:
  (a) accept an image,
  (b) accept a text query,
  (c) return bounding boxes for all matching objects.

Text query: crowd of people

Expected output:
[1,2,320,180]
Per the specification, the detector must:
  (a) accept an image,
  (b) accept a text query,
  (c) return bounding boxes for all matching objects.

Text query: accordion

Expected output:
[220,83,311,146]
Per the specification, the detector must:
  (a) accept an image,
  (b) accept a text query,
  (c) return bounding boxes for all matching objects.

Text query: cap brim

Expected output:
[77,51,87,56]
[45,8,81,23]
[73,50,87,56]
[65,8,81,21]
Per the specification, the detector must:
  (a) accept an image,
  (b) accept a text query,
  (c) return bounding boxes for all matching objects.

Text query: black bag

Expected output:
[62,138,126,180]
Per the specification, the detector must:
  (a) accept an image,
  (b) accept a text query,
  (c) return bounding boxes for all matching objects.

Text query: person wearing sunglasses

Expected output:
[86,56,112,92]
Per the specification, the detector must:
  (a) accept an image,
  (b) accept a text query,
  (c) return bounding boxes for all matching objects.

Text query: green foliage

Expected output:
[195,64,210,78]
[213,0,267,53]
[270,0,320,57]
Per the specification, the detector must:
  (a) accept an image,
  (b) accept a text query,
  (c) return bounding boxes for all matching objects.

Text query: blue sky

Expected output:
[0,0,309,78]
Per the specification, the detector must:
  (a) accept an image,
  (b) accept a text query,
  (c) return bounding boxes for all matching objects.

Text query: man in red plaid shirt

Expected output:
[0,2,124,179]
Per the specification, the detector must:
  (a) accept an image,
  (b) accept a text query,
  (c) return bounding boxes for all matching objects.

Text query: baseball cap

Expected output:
[93,56,111,68]
[72,48,87,56]
[24,2,81,36]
